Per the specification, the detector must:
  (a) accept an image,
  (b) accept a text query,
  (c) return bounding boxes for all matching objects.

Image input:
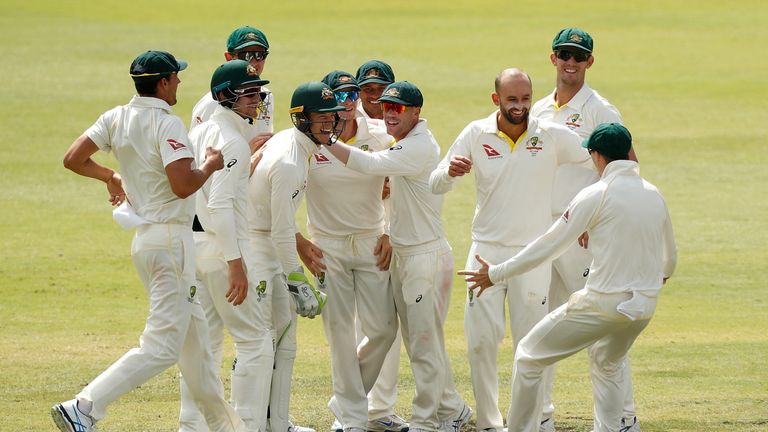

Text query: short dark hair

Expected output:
[133,74,170,96]
[597,151,630,164]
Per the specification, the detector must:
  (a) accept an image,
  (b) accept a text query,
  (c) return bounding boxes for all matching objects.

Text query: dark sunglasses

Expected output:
[381,102,409,114]
[555,50,590,62]
[335,91,359,104]
[236,51,269,62]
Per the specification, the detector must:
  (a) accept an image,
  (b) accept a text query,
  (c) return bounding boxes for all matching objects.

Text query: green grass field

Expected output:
[1,1,766,431]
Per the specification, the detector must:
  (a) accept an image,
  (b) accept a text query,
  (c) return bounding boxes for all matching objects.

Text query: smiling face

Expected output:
[360,83,387,119]
[382,102,420,141]
[307,111,338,145]
[492,71,532,126]
[334,86,359,123]
[231,86,264,119]
[551,49,593,88]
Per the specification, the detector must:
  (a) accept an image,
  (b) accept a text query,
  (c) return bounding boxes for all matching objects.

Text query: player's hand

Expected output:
[204,146,225,171]
[249,133,273,154]
[381,177,391,200]
[457,254,494,297]
[226,259,248,306]
[106,172,126,206]
[296,233,326,276]
[374,234,392,271]
[287,268,327,318]
[448,155,472,177]
[578,231,590,249]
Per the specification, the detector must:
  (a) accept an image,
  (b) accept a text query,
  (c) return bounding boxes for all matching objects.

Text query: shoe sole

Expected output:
[51,405,76,432]
[366,428,408,432]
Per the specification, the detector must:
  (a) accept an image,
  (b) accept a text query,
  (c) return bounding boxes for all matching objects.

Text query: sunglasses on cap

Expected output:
[334,91,359,104]
[234,87,269,100]
[555,50,590,62]
[236,51,269,62]
[381,102,409,114]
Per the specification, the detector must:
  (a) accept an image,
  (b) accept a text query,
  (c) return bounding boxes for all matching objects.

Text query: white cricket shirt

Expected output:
[248,128,318,274]
[345,119,443,248]
[86,96,194,225]
[191,105,253,261]
[489,160,677,296]
[429,112,590,247]
[531,83,622,215]
[306,117,393,237]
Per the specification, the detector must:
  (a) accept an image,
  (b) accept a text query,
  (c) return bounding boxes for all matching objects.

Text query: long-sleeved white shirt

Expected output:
[306,117,393,237]
[86,96,194,225]
[248,128,317,274]
[489,160,677,297]
[531,83,622,215]
[191,106,253,261]
[190,89,274,139]
[344,119,443,248]
[429,112,590,247]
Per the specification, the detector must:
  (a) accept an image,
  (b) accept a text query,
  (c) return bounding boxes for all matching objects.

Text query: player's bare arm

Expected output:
[296,232,326,276]
[448,155,472,177]
[323,140,352,164]
[249,133,272,176]
[166,146,224,198]
[63,134,126,206]
[373,234,392,271]
[457,254,494,296]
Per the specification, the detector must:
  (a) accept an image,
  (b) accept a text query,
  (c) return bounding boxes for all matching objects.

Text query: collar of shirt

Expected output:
[547,82,593,111]
[601,159,639,182]
[129,95,173,113]
[398,118,429,142]
[477,110,538,151]
[292,127,320,159]
[210,104,253,137]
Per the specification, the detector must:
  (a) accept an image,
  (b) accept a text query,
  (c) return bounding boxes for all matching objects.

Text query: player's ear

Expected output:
[224,52,235,61]
[586,55,594,69]
[491,92,500,107]
[550,52,557,66]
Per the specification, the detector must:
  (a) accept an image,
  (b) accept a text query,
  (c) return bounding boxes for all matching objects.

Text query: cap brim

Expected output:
[554,43,591,53]
[316,105,346,112]
[176,60,188,71]
[378,95,413,106]
[333,84,360,91]
[358,78,392,86]
[240,78,270,87]
[233,41,268,51]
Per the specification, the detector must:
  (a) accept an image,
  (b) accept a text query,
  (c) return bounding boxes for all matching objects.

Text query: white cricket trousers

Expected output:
[179,233,276,432]
[77,224,243,432]
[548,238,638,422]
[507,289,650,432]
[390,238,453,432]
[316,231,398,429]
[463,241,552,430]
[365,320,402,419]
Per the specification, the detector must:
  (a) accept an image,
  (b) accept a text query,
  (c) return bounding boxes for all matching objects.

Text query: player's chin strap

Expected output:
[292,113,345,146]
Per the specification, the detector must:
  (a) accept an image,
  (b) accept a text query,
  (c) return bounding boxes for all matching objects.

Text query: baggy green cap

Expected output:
[321,70,359,91]
[582,123,632,159]
[552,28,594,53]
[289,82,345,115]
[227,26,269,52]
[129,50,187,81]
[355,60,395,86]
[378,81,423,107]
[210,60,269,97]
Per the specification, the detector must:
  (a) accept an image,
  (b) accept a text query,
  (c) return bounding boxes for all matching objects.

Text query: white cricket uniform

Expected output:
[190,89,274,136]
[489,161,676,432]
[429,112,589,430]
[248,127,317,432]
[531,84,639,424]
[306,117,398,429]
[179,106,274,432]
[77,96,243,432]
[342,119,461,431]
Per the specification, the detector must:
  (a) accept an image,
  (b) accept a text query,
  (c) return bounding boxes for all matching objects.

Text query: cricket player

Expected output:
[295,70,400,432]
[178,60,273,432]
[248,82,342,432]
[355,60,395,120]
[322,81,468,432]
[429,69,590,432]
[53,50,244,432]
[531,27,640,431]
[460,123,677,432]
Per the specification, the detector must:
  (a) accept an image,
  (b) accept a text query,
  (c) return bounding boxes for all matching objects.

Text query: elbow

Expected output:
[171,185,194,199]
[62,152,77,172]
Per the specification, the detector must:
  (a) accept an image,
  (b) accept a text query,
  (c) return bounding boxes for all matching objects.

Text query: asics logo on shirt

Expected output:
[389,145,403,151]
[226,159,237,168]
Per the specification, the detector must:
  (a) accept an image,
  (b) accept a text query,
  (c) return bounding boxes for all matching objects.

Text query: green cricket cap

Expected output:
[289,82,345,115]
[582,123,632,159]
[552,28,593,53]
[210,60,269,96]
[227,26,269,52]
[129,50,187,81]
[355,60,395,86]
[378,81,423,107]
[321,70,360,91]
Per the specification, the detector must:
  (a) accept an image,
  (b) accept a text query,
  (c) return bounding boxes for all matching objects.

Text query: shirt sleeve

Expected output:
[346,137,430,177]
[429,123,474,194]
[551,124,591,166]
[660,199,677,279]
[270,160,301,274]
[488,187,600,283]
[207,137,249,261]
[591,101,623,126]
[158,116,194,167]
[85,109,116,153]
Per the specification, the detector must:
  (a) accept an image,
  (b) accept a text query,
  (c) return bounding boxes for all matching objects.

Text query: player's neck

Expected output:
[339,117,357,142]
[554,81,584,107]
[497,113,527,142]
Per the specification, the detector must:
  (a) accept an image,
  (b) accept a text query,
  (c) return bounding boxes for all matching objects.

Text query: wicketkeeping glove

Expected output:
[287,268,327,318]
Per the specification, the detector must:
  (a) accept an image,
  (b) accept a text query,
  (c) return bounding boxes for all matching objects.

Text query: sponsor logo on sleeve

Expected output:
[562,208,570,222]
[388,145,403,151]
[226,159,238,168]
[167,138,187,151]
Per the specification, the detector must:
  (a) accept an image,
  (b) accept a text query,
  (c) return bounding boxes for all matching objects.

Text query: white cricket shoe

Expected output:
[438,405,472,432]
[51,399,96,432]
[620,416,641,432]
[367,414,409,432]
[289,423,317,432]
[331,417,344,432]
[539,417,555,432]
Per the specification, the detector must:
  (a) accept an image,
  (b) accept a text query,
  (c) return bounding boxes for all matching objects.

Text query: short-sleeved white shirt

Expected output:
[429,112,589,247]
[190,88,274,139]
[86,95,194,224]
[306,117,393,237]
[531,83,622,215]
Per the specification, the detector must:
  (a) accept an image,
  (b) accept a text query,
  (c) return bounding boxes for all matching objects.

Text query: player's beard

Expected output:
[501,107,529,125]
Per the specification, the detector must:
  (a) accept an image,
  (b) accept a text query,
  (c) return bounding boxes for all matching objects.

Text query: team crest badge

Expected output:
[339,75,353,83]
[321,87,335,100]
[569,34,583,43]
[187,285,197,303]
[247,64,259,76]
[383,87,400,98]
[526,136,543,156]
[256,280,267,302]
[246,32,258,41]
[365,69,381,79]
[565,113,582,129]
[359,144,369,151]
